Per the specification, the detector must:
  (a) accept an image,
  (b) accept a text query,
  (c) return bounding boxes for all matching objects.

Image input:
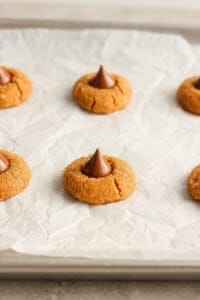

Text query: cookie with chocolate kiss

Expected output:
[177,76,200,114]
[0,150,31,200]
[188,164,200,201]
[62,149,136,205]
[73,65,132,114]
[0,66,32,108]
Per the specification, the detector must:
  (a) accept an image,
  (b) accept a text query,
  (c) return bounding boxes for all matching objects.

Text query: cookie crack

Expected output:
[90,96,96,111]
[111,95,117,107]
[113,177,122,197]
[14,81,23,102]
[117,85,124,96]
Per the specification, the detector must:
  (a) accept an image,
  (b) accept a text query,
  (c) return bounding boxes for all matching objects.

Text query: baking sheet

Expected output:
[0,28,200,264]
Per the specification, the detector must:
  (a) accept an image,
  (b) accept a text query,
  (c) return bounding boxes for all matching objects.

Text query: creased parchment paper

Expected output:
[0,29,200,260]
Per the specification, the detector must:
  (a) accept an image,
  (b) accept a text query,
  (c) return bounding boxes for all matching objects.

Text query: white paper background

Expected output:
[0,28,200,260]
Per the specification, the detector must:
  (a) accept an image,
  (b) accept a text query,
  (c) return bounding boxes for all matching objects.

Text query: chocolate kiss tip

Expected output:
[194,77,200,90]
[0,66,11,85]
[89,65,115,89]
[82,148,112,178]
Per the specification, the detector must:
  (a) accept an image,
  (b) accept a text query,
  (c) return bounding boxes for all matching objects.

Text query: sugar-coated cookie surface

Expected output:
[188,165,200,201]
[73,72,132,114]
[177,76,200,114]
[0,66,32,108]
[0,150,31,200]
[63,154,136,205]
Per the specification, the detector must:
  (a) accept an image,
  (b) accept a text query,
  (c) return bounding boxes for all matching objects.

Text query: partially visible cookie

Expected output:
[0,66,32,108]
[177,76,200,114]
[73,65,132,114]
[0,150,31,200]
[63,149,136,205]
[188,164,200,201]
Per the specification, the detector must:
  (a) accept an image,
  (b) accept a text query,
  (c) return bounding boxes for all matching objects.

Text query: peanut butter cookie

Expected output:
[0,150,31,200]
[63,149,136,205]
[0,66,32,108]
[73,65,132,114]
[188,164,200,201]
[177,76,200,114]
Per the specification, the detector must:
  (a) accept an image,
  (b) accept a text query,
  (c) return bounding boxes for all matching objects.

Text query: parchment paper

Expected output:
[0,28,200,260]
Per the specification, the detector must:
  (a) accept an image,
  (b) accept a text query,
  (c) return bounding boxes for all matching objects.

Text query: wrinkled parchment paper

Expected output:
[0,29,200,260]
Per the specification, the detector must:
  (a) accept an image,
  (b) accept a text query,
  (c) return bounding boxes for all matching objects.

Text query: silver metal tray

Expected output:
[1,250,200,280]
[0,3,200,279]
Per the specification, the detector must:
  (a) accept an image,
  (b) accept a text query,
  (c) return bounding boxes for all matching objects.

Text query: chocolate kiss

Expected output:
[0,66,11,85]
[89,65,115,89]
[0,153,9,174]
[194,78,200,90]
[82,149,112,178]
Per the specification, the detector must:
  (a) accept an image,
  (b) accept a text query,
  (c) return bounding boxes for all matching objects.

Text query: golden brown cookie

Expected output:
[62,149,136,205]
[188,164,200,201]
[0,66,32,108]
[177,76,200,114]
[0,150,31,200]
[73,66,132,114]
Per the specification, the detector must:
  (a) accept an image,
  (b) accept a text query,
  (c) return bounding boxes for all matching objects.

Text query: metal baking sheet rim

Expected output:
[1,18,200,45]
[1,251,200,279]
[0,18,200,279]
